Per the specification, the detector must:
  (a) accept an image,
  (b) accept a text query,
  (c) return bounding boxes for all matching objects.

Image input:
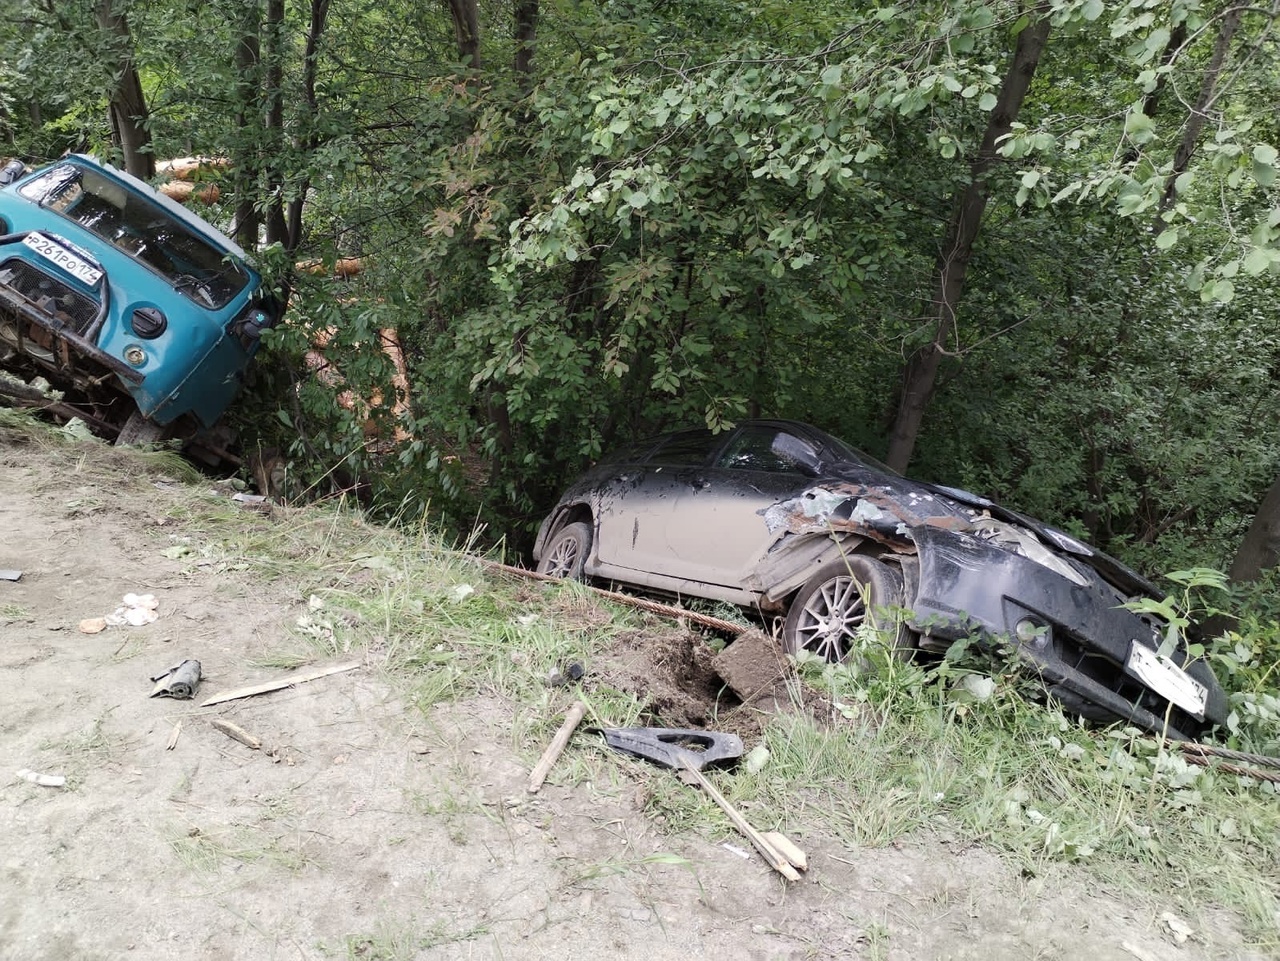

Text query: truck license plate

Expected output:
[1126,641,1208,718]
[22,233,103,287]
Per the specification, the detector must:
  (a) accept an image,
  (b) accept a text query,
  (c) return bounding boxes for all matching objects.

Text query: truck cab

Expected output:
[0,154,279,447]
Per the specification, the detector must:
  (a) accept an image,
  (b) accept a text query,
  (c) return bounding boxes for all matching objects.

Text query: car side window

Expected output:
[717,426,809,473]
[646,429,720,467]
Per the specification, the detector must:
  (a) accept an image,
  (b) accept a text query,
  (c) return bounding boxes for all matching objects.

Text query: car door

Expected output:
[653,424,817,588]
[592,429,725,576]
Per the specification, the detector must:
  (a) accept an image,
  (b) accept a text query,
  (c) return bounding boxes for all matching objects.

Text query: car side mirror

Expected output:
[771,434,822,476]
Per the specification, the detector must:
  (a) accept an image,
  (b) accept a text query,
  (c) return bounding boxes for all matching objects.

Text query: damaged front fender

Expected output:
[750,480,1227,736]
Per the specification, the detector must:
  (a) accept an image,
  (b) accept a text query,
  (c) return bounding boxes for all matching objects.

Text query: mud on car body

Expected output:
[0,154,279,447]
[533,419,1228,740]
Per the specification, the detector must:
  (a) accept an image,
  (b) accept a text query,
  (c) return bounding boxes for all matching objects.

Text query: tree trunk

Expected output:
[885,5,1051,474]
[231,6,262,251]
[514,0,537,76]
[286,0,331,254]
[446,0,482,69]
[263,0,289,247]
[95,0,153,179]
[1157,6,1242,215]
[1227,472,1280,582]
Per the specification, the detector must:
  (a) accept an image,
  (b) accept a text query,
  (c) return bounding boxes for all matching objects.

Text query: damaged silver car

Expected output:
[533,420,1227,740]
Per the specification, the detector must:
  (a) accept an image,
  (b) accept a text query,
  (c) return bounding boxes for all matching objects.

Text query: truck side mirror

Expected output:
[0,160,27,187]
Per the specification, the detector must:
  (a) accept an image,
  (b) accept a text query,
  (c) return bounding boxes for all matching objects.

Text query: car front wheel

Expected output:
[783,556,912,664]
[536,520,592,580]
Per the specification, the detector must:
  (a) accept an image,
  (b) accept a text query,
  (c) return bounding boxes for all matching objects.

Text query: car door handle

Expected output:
[690,476,711,491]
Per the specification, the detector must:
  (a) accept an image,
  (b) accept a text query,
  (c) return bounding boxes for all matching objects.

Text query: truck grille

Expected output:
[0,258,100,336]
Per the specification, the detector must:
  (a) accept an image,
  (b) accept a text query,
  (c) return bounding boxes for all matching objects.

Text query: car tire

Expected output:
[783,556,913,664]
[536,520,592,580]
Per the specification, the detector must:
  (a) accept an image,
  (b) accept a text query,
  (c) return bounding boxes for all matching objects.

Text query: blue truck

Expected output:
[0,154,279,454]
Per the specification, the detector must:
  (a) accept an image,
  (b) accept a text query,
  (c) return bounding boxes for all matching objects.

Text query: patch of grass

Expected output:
[109,634,149,661]
[0,603,32,621]
[45,435,1278,951]
[41,713,130,777]
[340,918,487,960]
[711,640,1280,948]
[248,647,318,670]
[566,851,698,887]
[167,823,314,874]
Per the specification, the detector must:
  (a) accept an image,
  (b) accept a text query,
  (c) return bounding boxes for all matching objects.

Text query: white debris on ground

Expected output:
[77,592,160,633]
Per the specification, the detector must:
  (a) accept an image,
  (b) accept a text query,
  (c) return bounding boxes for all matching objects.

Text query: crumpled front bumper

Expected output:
[908,524,1228,739]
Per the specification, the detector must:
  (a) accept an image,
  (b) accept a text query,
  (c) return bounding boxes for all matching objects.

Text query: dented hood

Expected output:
[768,464,1165,602]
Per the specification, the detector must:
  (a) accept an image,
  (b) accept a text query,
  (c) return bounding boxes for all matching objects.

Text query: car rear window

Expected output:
[597,437,661,464]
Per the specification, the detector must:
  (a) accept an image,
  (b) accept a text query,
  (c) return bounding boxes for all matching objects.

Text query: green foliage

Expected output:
[3,0,1280,579]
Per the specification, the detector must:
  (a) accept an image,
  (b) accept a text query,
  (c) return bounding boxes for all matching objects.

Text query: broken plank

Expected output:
[681,760,801,882]
[200,661,361,707]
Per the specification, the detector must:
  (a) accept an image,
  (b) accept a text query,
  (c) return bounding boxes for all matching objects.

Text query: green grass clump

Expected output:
[725,638,1280,948]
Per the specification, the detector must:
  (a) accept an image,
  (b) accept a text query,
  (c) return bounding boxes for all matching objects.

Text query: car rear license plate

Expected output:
[22,233,103,286]
[1126,641,1207,718]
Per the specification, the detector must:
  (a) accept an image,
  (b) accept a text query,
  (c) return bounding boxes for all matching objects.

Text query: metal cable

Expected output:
[476,559,750,635]
[1179,740,1280,771]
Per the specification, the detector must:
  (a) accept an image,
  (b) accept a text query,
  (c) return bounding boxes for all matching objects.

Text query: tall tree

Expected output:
[446,0,481,68]
[231,2,262,250]
[95,0,153,178]
[1228,474,1280,582]
[513,0,537,76]
[885,4,1051,473]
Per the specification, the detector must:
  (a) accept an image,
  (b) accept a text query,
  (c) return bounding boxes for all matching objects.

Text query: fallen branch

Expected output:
[681,759,801,882]
[762,831,808,872]
[0,378,119,434]
[200,661,361,707]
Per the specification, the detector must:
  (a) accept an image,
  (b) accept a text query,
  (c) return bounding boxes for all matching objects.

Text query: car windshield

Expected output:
[812,428,901,476]
[19,163,248,309]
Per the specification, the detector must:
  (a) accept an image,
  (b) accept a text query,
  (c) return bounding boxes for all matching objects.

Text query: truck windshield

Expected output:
[19,163,249,309]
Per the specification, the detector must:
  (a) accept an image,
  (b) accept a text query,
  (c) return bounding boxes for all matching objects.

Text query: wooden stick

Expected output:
[680,760,801,881]
[527,701,588,793]
[165,720,182,751]
[211,718,262,750]
[200,661,360,707]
